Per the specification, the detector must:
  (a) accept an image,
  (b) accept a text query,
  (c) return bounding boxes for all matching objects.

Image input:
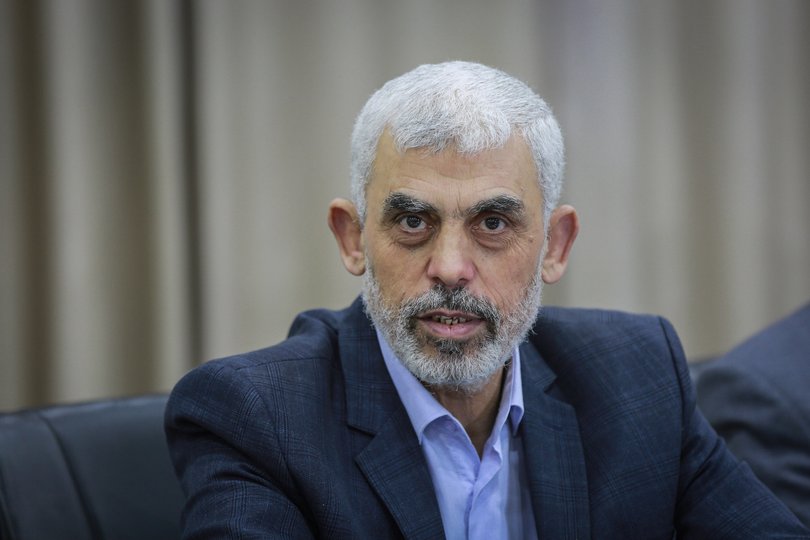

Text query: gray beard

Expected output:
[361,261,544,394]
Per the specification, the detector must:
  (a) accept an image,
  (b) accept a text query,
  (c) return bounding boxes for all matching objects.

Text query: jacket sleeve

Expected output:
[697,360,810,527]
[164,360,316,539]
[659,318,809,538]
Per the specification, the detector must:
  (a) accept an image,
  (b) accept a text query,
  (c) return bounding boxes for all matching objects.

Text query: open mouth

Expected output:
[431,315,469,325]
[416,310,485,339]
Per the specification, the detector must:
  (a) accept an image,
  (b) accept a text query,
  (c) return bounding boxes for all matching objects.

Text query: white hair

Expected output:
[350,61,565,224]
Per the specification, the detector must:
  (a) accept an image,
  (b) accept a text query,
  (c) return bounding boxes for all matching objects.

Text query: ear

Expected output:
[541,205,579,284]
[327,198,366,276]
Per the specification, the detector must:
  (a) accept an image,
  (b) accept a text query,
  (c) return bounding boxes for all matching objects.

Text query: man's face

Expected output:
[361,132,547,391]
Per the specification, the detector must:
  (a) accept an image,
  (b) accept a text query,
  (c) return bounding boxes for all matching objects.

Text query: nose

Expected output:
[425,227,475,289]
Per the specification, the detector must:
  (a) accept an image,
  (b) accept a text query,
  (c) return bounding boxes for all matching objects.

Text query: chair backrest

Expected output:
[0,394,184,540]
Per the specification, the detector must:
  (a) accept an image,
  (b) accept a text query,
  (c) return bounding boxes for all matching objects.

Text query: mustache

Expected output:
[400,285,500,329]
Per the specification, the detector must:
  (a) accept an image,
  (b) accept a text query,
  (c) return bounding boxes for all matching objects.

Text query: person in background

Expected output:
[697,302,810,527]
[165,61,808,538]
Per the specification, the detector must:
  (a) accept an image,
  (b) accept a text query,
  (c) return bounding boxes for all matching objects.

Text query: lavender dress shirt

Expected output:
[377,330,538,540]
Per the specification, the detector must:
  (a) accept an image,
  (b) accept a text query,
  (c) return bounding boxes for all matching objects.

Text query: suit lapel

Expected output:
[337,300,591,538]
[520,341,591,539]
[339,301,445,539]
[355,410,446,540]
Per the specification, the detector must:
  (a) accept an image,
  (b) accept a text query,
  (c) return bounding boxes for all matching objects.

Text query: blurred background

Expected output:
[1,0,809,409]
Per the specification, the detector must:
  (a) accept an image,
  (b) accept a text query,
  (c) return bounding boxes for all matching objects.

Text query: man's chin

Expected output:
[405,347,507,395]
[416,331,486,359]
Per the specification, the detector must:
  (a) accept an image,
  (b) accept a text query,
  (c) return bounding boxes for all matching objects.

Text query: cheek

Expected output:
[478,246,542,305]
[368,243,428,302]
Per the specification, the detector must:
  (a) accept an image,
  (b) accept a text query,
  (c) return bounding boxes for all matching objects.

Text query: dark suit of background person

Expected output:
[697,302,810,527]
[165,62,808,539]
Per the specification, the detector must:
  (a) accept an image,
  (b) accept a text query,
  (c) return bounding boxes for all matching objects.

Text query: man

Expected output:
[165,62,807,538]
[697,302,810,527]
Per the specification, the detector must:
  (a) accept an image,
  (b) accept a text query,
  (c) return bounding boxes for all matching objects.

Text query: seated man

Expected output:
[697,302,810,527]
[165,61,808,538]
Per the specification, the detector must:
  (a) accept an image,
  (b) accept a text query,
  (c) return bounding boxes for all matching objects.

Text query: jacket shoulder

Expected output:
[532,306,681,364]
[708,303,810,372]
[528,306,688,411]
[167,303,364,419]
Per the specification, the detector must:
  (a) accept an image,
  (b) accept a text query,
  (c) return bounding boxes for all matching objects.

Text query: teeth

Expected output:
[432,315,468,325]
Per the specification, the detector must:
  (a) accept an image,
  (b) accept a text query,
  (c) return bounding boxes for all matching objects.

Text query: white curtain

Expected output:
[2,0,809,409]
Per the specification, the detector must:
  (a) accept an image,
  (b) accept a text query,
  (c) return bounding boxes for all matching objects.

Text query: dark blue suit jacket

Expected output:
[697,303,810,527]
[165,299,808,538]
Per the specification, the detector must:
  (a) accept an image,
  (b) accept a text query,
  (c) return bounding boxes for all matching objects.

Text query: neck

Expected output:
[428,366,506,457]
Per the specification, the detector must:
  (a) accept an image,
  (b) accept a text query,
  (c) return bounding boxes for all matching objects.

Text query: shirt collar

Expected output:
[376,328,525,444]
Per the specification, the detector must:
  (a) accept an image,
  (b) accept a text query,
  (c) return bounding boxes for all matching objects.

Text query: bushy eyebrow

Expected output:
[380,192,526,222]
[465,195,525,219]
[381,192,438,219]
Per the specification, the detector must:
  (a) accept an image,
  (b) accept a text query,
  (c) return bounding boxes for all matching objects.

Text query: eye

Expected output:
[480,216,506,232]
[399,214,427,231]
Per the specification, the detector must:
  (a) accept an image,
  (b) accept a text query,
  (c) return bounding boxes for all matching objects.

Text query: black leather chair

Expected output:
[0,394,184,540]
